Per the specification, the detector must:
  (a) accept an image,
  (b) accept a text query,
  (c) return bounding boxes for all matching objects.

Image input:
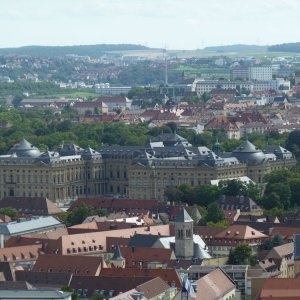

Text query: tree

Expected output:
[272,234,284,248]
[166,122,177,133]
[164,186,183,203]
[193,184,221,207]
[260,234,284,250]
[66,204,94,226]
[286,130,300,158]
[61,285,78,300]
[265,183,291,210]
[260,192,282,210]
[0,207,19,218]
[97,208,108,217]
[219,179,247,196]
[228,243,255,265]
[12,94,23,107]
[245,182,261,202]
[90,293,104,300]
[288,178,300,206]
[205,202,225,224]
[178,184,195,205]
[200,92,210,102]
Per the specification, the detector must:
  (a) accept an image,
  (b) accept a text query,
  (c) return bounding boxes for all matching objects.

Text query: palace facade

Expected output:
[0,134,296,203]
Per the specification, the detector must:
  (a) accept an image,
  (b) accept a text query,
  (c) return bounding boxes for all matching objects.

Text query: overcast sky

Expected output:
[1,0,299,49]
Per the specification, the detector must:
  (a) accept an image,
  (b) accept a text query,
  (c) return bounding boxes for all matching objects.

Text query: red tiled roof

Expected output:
[116,247,174,268]
[32,254,103,276]
[69,198,158,212]
[255,278,300,299]
[100,268,182,289]
[196,268,235,300]
[73,100,107,108]
[70,275,151,298]
[0,197,63,215]
[0,244,42,263]
[137,277,171,298]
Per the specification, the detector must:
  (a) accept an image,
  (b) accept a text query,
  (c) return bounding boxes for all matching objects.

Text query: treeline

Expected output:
[0,108,149,154]
[0,44,152,58]
[166,168,300,218]
[0,81,65,98]
[0,109,294,157]
[268,42,300,53]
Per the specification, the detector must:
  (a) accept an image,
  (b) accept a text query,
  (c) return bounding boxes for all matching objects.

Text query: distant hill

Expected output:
[0,44,153,58]
[268,42,300,53]
[203,44,267,52]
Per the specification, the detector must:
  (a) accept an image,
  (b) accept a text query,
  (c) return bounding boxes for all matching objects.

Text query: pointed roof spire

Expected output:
[175,208,193,223]
[111,244,124,260]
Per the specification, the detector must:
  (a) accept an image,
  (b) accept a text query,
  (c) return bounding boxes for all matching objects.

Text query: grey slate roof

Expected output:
[0,216,63,235]
[232,140,266,164]
[175,209,193,223]
[0,290,71,299]
[128,234,164,248]
[111,244,124,260]
[8,138,41,158]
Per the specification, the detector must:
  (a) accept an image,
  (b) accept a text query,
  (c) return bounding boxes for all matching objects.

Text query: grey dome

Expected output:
[232,140,265,164]
[8,139,41,158]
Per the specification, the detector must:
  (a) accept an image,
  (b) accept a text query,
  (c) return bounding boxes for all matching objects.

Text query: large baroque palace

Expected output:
[0,134,296,202]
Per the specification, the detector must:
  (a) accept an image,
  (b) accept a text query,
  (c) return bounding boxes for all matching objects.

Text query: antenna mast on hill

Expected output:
[164,46,168,86]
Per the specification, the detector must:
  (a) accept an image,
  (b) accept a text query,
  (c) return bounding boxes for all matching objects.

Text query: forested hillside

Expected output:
[0,44,152,58]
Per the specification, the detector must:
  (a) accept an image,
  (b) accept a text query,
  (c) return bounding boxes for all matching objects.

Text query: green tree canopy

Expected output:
[193,184,222,207]
[0,207,19,218]
[228,243,256,265]
[205,202,225,224]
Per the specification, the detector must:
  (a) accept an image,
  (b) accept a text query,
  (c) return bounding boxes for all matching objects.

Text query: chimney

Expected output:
[132,246,135,253]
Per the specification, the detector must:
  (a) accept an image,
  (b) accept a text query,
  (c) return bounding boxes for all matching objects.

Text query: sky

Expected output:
[0,0,300,50]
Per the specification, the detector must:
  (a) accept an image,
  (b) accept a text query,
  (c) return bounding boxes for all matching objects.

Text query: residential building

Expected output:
[32,254,104,276]
[249,66,273,81]
[188,265,248,296]
[217,195,263,216]
[73,100,108,115]
[194,267,236,300]
[201,224,267,257]
[195,79,253,95]
[95,83,132,95]
[97,96,132,112]
[254,278,300,300]
[230,66,249,81]
[0,196,63,216]
[0,216,63,247]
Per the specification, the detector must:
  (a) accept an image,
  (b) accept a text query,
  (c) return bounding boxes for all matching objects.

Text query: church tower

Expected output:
[175,208,194,259]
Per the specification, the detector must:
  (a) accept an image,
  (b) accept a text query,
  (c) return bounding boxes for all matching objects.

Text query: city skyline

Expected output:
[1,0,300,50]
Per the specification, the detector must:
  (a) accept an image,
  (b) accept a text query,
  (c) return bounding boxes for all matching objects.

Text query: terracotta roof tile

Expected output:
[0,197,63,215]
[255,278,300,299]
[116,247,174,268]
[136,277,171,298]
[32,254,103,276]
[0,244,42,263]
[70,275,151,298]
[196,268,235,300]
[16,270,72,288]
[100,268,182,289]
